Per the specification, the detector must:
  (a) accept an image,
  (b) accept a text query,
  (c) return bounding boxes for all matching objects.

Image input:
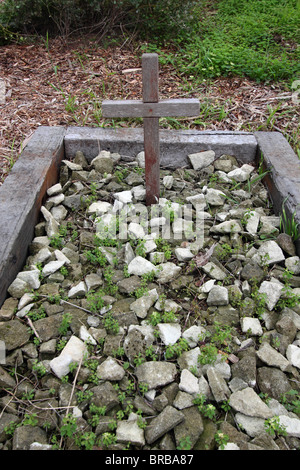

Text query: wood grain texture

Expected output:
[102,99,200,118]
[0,126,66,306]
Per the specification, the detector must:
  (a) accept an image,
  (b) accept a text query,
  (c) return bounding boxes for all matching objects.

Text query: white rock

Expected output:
[79,325,97,345]
[253,240,285,266]
[278,415,300,437]
[97,356,126,381]
[245,210,260,235]
[228,164,254,182]
[188,150,215,170]
[149,217,167,227]
[205,188,226,206]
[16,303,35,319]
[128,256,156,276]
[201,262,227,280]
[40,206,60,237]
[155,262,182,283]
[17,269,41,290]
[68,281,87,298]
[172,218,194,237]
[210,219,242,234]
[179,369,199,395]
[54,249,71,265]
[256,342,290,372]
[182,325,206,347]
[18,293,35,310]
[32,247,52,264]
[136,151,145,168]
[88,201,112,215]
[259,280,283,310]
[285,256,300,275]
[132,185,146,201]
[128,222,145,239]
[286,344,300,369]
[30,442,53,451]
[163,175,174,189]
[240,317,263,336]
[222,443,240,450]
[47,193,65,206]
[174,247,194,262]
[207,285,229,306]
[84,273,103,291]
[157,323,181,345]
[62,159,83,171]
[186,193,206,210]
[42,260,65,277]
[114,190,133,204]
[198,279,216,293]
[229,387,273,419]
[47,183,62,196]
[116,413,145,447]
[50,205,68,224]
[235,413,265,438]
[130,289,159,319]
[154,298,181,313]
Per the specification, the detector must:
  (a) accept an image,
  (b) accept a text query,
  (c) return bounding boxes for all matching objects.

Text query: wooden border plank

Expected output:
[0,126,66,306]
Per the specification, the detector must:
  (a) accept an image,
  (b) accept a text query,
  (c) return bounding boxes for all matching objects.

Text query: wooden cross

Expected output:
[102,53,200,205]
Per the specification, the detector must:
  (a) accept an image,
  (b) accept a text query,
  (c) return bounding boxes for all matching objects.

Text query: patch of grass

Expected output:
[153,0,300,83]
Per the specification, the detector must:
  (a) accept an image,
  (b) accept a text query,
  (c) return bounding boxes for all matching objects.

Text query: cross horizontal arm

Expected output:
[102,98,200,119]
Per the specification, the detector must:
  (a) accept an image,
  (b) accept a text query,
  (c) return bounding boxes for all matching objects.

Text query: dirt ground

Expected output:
[0,36,299,185]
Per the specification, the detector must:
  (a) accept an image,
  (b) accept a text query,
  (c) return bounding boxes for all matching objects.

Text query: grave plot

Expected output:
[0,126,300,450]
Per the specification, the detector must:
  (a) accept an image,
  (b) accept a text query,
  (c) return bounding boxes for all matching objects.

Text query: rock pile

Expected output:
[0,149,300,451]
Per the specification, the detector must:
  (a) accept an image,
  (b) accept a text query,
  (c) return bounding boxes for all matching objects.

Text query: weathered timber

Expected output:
[0,126,66,306]
[102,53,200,205]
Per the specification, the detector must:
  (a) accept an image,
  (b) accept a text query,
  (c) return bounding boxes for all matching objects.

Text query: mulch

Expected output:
[0,36,298,185]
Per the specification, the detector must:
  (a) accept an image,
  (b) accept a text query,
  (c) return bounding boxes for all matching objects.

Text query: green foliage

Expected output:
[159,0,300,82]
[0,0,197,42]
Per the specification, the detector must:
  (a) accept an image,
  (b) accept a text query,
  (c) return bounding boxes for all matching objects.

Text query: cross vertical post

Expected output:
[142,54,160,205]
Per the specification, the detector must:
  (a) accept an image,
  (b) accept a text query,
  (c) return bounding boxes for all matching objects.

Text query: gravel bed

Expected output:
[0,148,300,451]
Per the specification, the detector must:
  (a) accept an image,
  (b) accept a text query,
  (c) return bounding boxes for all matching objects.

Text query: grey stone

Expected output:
[174,406,204,448]
[97,356,125,381]
[0,319,31,351]
[257,366,292,401]
[116,413,145,446]
[12,426,48,450]
[207,367,231,403]
[256,342,290,372]
[135,361,177,390]
[128,256,156,276]
[155,262,182,283]
[188,150,215,171]
[229,387,273,419]
[145,406,185,444]
[157,323,181,346]
[207,285,229,306]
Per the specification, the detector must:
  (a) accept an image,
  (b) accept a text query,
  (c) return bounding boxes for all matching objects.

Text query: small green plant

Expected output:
[59,313,72,335]
[198,343,219,365]
[22,413,39,427]
[194,394,217,421]
[60,414,78,439]
[100,432,117,448]
[280,198,300,242]
[214,431,229,450]
[164,338,190,359]
[264,416,287,438]
[103,311,119,335]
[177,436,193,450]
[280,390,300,416]
[32,360,47,378]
